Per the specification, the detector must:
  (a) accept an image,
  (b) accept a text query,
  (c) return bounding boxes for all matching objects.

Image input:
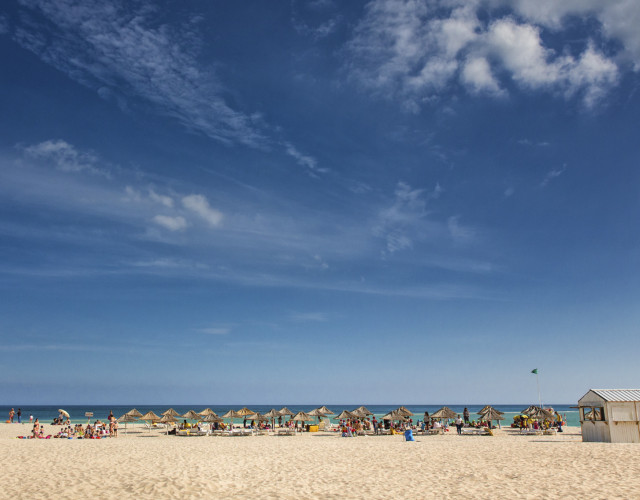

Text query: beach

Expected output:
[1,423,639,499]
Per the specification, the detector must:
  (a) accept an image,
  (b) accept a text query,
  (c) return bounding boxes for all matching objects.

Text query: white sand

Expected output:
[1,423,639,499]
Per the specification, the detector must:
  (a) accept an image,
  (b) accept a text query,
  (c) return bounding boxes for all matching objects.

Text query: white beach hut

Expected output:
[578,389,640,443]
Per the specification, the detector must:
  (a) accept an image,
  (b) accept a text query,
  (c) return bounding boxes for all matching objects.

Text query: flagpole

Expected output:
[536,371,542,408]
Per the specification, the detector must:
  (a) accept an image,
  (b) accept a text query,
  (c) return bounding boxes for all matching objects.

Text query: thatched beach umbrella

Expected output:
[335,410,357,420]
[222,409,242,429]
[522,405,541,416]
[383,410,407,422]
[140,411,161,432]
[308,408,327,425]
[292,411,314,430]
[528,407,554,421]
[198,408,218,417]
[126,408,144,418]
[316,406,335,415]
[431,407,457,420]
[162,408,181,417]
[158,414,178,434]
[477,407,505,428]
[182,410,201,428]
[264,409,280,429]
[117,413,139,434]
[278,407,294,425]
[397,406,414,417]
[350,408,367,419]
[247,412,269,423]
[237,407,255,417]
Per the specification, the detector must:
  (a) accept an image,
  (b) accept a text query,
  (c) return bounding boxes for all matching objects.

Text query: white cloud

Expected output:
[148,189,174,208]
[182,194,223,227]
[447,215,475,243]
[152,215,187,231]
[540,165,567,187]
[283,142,322,174]
[0,15,8,34]
[345,0,624,108]
[462,57,504,95]
[21,139,107,176]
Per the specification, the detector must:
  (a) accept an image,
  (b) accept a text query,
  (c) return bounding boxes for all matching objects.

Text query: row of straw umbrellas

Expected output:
[116,404,553,433]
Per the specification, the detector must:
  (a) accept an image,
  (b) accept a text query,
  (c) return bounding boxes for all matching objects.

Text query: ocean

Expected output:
[1,404,580,427]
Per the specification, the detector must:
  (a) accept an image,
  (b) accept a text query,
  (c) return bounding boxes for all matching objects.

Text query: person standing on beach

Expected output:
[463,408,469,425]
[29,414,33,425]
[455,415,464,435]
[17,408,21,423]
[9,408,14,423]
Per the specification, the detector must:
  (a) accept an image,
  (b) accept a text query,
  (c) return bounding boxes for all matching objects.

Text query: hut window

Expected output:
[582,407,605,421]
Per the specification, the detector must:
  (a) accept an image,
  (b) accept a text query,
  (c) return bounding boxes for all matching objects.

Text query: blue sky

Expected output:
[1,0,639,405]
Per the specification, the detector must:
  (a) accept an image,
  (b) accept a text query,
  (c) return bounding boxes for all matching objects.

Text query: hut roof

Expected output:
[584,389,640,402]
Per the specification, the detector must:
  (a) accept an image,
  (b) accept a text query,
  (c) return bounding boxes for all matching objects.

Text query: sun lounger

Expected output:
[461,428,492,436]
[277,428,295,436]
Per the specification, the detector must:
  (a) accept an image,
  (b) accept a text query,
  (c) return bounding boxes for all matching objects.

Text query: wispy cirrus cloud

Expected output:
[13,0,266,147]
[344,0,624,109]
[20,139,108,176]
[540,164,567,187]
[195,327,231,335]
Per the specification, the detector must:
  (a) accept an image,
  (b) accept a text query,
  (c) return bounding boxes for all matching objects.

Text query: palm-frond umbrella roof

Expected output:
[522,405,542,415]
[308,409,327,417]
[264,409,280,418]
[162,408,181,417]
[335,410,357,420]
[236,407,254,416]
[292,411,313,422]
[478,408,505,421]
[353,406,373,416]
[125,408,144,418]
[247,412,269,421]
[278,407,294,416]
[316,406,335,415]
[202,414,224,423]
[159,414,178,423]
[350,408,367,418]
[383,410,407,421]
[222,409,242,419]
[140,411,161,422]
[528,407,554,420]
[182,410,201,420]
[478,405,504,416]
[397,406,414,416]
[430,406,457,420]
[118,413,139,423]
[198,408,218,417]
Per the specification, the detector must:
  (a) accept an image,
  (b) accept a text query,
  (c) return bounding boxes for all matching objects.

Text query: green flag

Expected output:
[531,368,538,374]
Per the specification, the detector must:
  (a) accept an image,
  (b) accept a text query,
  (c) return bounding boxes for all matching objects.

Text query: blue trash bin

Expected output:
[404,429,414,441]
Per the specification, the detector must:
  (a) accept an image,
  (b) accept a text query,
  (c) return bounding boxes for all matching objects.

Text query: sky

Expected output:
[0,0,639,405]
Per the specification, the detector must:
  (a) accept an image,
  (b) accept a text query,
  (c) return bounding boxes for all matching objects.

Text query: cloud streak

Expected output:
[14,0,266,147]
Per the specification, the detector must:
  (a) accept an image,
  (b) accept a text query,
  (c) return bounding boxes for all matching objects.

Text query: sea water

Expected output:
[0,404,580,427]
